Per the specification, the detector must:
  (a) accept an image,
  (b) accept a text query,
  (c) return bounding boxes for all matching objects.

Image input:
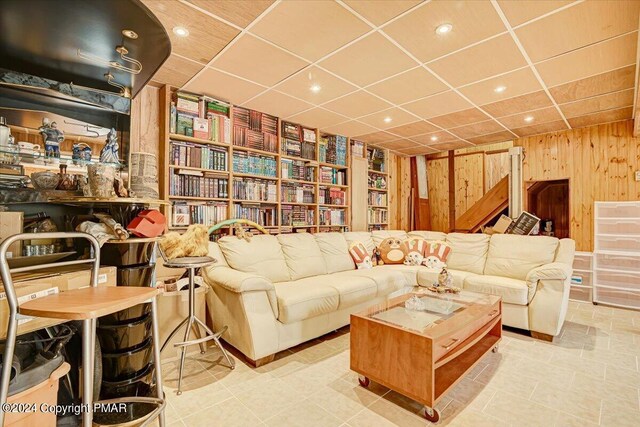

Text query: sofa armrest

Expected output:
[526,262,572,287]
[203,266,275,293]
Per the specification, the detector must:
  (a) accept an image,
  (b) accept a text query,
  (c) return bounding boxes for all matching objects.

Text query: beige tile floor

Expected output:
[158,300,640,426]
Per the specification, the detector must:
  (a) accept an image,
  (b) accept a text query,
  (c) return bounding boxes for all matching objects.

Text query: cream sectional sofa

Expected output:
[202,230,575,365]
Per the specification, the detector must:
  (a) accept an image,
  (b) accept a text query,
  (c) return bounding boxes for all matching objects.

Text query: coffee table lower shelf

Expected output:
[351,309,501,422]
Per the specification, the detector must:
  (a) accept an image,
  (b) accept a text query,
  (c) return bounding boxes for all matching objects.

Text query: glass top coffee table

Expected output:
[350,289,501,422]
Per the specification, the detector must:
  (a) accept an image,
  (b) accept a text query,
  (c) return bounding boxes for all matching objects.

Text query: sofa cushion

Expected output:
[218,235,290,283]
[348,241,373,269]
[334,269,407,297]
[344,232,376,256]
[325,273,378,309]
[371,230,408,247]
[207,242,229,268]
[376,264,421,286]
[484,234,558,281]
[408,231,447,242]
[446,233,490,275]
[417,268,478,288]
[278,233,328,280]
[314,233,354,273]
[274,278,339,323]
[464,275,531,305]
[378,237,408,264]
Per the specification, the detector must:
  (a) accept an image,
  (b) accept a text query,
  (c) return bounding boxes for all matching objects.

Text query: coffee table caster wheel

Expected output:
[358,375,370,388]
[424,406,440,423]
[492,345,499,353]
[176,390,182,396]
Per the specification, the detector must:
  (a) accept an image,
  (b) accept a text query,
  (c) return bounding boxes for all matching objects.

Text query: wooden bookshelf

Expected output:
[159,86,351,235]
[366,145,389,231]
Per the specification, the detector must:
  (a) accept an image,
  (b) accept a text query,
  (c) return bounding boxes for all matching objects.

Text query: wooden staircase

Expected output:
[453,175,509,233]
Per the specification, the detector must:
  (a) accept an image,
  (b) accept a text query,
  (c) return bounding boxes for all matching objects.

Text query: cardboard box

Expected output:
[0,212,24,258]
[158,285,207,361]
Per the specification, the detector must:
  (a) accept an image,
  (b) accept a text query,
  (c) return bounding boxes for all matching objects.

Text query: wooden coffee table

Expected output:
[350,289,501,422]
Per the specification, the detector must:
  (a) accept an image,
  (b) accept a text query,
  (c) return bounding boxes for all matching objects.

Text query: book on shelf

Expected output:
[233,178,277,202]
[281,183,315,204]
[319,166,346,185]
[318,187,346,205]
[171,91,231,143]
[233,203,276,227]
[281,121,316,160]
[233,152,277,177]
[171,141,228,171]
[281,205,315,227]
[319,207,346,226]
[233,107,278,153]
[169,171,228,198]
[368,191,388,206]
[281,158,315,181]
[351,139,365,159]
[368,207,388,224]
[319,134,347,166]
[367,146,386,172]
[169,201,228,227]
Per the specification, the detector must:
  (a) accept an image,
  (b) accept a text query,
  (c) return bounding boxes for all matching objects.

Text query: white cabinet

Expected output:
[593,201,640,310]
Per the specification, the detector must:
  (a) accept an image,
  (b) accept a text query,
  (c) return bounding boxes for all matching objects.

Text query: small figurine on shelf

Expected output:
[100,128,120,164]
[39,118,64,160]
[72,143,92,165]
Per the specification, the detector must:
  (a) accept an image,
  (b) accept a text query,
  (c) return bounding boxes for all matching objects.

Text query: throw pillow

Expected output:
[349,242,373,269]
[403,238,427,266]
[423,241,452,269]
[378,237,408,265]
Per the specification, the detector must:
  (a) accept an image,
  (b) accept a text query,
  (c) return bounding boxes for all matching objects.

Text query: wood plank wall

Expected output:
[388,153,411,230]
[515,119,640,251]
[130,85,161,157]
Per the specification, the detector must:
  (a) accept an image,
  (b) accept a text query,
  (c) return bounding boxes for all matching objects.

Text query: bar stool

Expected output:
[159,256,235,395]
[0,232,166,427]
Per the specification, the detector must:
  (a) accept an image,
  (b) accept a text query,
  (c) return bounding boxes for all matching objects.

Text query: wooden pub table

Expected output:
[350,289,501,422]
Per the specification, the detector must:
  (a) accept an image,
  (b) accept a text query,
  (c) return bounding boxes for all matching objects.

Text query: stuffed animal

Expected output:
[348,242,373,269]
[423,241,452,270]
[233,223,253,242]
[160,224,210,260]
[403,238,427,266]
[378,237,408,265]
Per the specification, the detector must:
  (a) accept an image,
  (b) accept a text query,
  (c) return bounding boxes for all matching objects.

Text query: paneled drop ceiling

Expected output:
[142,0,640,156]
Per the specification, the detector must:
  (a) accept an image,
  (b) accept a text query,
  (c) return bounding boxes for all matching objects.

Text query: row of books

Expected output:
[281,121,316,143]
[319,167,346,185]
[171,142,228,171]
[232,178,277,202]
[281,159,315,181]
[368,208,388,224]
[171,92,231,142]
[233,203,276,226]
[368,174,387,189]
[368,191,388,206]
[233,107,277,135]
[169,173,229,198]
[319,207,346,226]
[319,187,346,206]
[170,202,228,227]
[281,205,315,227]
[367,147,386,172]
[319,134,347,166]
[282,184,315,204]
[281,138,316,160]
[351,140,365,159]
[233,127,278,153]
[232,152,277,177]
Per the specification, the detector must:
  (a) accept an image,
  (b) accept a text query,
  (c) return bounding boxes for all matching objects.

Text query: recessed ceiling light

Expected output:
[383,117,392,123]
[430,135,438,142]
[494,85,507,93]
[310,84,321,93]
[435,23,453,35]
[122,29,138,39]
[173,26,189,37]
[524,116,534,123]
